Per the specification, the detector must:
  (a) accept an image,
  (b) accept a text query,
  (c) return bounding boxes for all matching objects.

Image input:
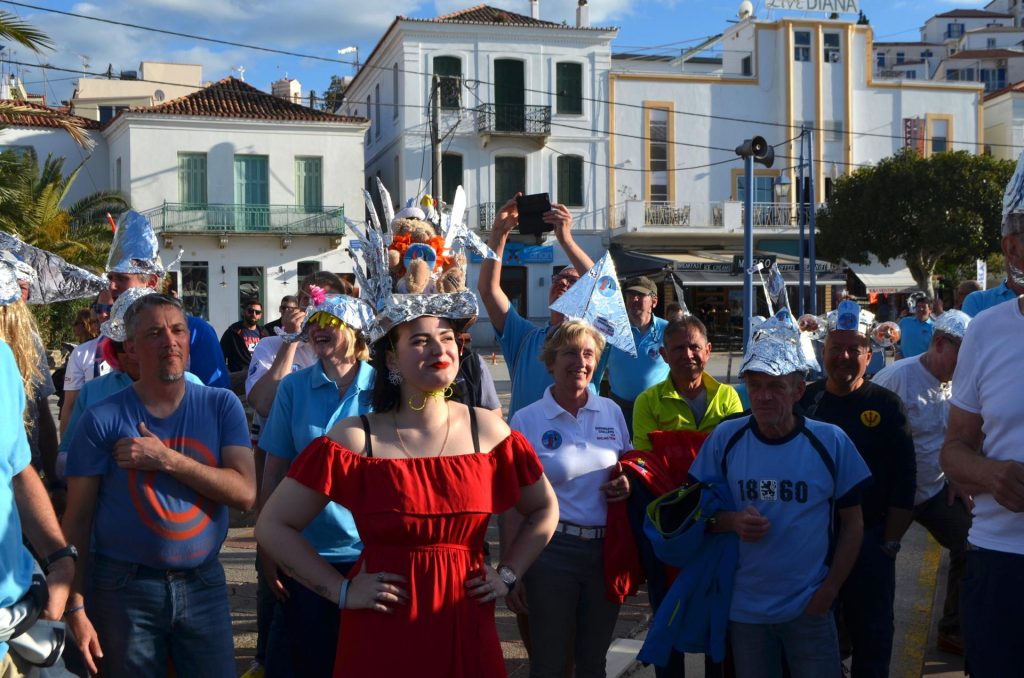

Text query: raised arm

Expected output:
[479,196,520,336]
[548,203,593,274]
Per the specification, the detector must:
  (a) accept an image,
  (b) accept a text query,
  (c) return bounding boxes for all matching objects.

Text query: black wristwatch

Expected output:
[39,545,78,573]
[497,565,517,593]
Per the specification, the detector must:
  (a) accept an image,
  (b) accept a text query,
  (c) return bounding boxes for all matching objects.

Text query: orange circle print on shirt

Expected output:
[128,436,217,541]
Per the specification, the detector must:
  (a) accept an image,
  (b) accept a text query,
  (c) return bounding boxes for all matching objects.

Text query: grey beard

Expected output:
[1008,259,1024,287]
[159,371,184,383]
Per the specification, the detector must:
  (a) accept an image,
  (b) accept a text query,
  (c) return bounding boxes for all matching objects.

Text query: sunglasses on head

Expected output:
[307,311,344,330]
[91,303,113,313]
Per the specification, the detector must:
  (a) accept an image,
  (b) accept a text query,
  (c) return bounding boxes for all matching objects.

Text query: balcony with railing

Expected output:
[141,203,346,235]
[472,104,551,137]
[611,200,821,237]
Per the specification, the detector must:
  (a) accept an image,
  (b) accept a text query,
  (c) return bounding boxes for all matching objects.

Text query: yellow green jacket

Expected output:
[632,372,744,451]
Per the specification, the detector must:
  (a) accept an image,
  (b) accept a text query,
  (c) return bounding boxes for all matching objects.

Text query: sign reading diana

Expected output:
[766,0,859,13]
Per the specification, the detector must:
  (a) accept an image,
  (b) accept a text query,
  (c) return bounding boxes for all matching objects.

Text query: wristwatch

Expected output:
[881,541,901,557]
[40,545,78,573]
[497,565,517,593]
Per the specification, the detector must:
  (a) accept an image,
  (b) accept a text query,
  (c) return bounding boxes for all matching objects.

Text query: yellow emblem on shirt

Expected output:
[860,410,882,428]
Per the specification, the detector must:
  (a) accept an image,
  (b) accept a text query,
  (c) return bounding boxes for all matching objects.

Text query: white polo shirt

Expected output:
[510,386,631,527]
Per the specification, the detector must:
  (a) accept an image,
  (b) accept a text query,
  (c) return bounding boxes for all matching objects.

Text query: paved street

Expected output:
[214,350,967,677]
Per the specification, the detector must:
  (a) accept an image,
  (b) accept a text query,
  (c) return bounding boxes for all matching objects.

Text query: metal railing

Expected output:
[613,200,822,231]
[473,104,551,136]
[142,203,346,235]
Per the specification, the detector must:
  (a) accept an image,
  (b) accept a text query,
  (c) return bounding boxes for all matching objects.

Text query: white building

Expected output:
[920,9,1013,47]
[608,16,981,320]
[982,80,1024,158]
[340,3,617,330]
[102,76,369,335]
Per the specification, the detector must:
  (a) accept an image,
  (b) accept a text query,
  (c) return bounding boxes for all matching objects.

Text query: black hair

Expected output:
[663,315,709,343]
[369,318,464,412]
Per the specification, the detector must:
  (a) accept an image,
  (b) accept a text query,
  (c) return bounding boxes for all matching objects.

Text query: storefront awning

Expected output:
[849,256,919,294]
[624,249,845,287]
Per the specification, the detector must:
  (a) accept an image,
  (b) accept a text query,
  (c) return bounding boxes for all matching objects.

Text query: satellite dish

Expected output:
[738,0,754,19]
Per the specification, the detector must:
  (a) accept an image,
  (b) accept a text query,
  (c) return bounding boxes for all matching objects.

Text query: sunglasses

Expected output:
[91,303,113,313]
[245,308,262,314]
[307,311,345,329]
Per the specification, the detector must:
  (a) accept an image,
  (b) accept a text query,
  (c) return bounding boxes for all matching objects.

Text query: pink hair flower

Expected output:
[309,285,327,306]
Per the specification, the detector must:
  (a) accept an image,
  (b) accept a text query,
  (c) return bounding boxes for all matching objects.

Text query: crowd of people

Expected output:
[0,172,1021,678]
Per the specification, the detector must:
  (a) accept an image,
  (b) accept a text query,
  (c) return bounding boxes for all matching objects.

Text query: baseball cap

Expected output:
[623,276,657,296]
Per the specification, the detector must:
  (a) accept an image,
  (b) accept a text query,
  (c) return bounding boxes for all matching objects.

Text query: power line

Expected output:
[1,0,1010,151]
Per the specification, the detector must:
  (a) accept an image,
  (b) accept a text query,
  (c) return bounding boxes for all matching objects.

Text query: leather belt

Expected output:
[555,522,606,540]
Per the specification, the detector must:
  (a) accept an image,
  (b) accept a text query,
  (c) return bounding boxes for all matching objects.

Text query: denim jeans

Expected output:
[730,613,840,678]
[913,486,971,636]
[962,546,1024,677]
[836,523,895,678]
[524,531,621,678]
[265,561,352,678]
[86,555,234,678]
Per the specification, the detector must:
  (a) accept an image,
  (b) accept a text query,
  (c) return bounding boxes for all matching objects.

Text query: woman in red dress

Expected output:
[256,312,558,677]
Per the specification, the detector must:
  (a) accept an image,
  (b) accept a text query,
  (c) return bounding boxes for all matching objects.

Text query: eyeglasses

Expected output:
[827,345,871,357]
[91,303,113,313]
[307,311,344,329]
[280,305,298,312]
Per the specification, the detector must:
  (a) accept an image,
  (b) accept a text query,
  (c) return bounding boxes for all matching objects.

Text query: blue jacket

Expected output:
[638,478,738,665]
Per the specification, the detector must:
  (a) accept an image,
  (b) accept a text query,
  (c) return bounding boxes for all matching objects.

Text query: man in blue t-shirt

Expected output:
[690,317,870,676]
[479,196,607,420]
[607,276,670,436]
[62,294,255,678]
[897,295,934,359]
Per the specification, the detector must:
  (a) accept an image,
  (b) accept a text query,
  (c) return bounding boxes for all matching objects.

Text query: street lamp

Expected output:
[338,46,359,74]
[773,173,791,202]
[735,136,775,354]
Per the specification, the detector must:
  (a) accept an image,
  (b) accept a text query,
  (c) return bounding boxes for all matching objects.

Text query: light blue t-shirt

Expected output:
[689,415,871,625]
[607,316,670,401]
[0,340,34,660]
[67,382,250,569]
[898,316,933,359]
[259,360,374,563]
[496,305,608,420]
[961,281,1018,317]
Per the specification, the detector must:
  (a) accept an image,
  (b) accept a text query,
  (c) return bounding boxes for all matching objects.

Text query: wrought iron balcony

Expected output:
[141,203,346,235]
[473,104,551,137]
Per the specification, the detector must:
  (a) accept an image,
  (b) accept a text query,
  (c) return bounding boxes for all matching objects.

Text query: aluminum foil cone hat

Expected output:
[0,258,20,305]
[101,287,156,341]
[934,309,970,340]
[549,252,638,357]
[0,232,106,304]
[740,308,819,376]
[106,211,171,275]
[281,290,375,344]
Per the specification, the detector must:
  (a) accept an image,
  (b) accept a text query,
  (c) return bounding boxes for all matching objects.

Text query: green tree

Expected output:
[816,149,1013,297]
[322,74,348,112]
[0,150,128,346]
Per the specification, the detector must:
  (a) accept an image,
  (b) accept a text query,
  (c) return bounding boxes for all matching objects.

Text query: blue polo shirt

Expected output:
[0,341,33,660]
[607,316,670,401]
[898,316,933,359]
[496,305,608,420]
[962,281,1018,317]
[259,360,374,563]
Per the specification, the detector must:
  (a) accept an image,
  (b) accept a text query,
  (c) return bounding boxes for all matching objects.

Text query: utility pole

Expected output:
[430,75,442,200]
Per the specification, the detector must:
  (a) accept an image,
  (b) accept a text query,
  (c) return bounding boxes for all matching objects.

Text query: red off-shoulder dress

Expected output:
[287,429,544,678]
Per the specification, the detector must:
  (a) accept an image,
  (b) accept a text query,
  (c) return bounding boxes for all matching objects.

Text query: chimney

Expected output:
[576,0,589,28]
[530,0,540,19]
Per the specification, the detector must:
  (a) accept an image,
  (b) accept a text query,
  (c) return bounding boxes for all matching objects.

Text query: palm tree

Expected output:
[0,11,92,147]
[0,149,127,270]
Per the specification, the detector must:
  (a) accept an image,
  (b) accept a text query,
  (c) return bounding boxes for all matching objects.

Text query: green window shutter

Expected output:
[295,157,323,211]
[433,56,462,108]
[556,63,582,115]
[178,153,207,207]
[557,155,584,207]
[441,153,463,206]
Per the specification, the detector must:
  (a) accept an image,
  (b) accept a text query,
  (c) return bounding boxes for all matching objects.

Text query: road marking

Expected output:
[902,532,942,678]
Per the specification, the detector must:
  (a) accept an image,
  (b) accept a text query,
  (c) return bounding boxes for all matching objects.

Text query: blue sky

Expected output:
[1,0,987,105]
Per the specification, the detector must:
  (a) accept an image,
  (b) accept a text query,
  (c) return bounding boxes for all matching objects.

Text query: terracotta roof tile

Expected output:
[946,48,1024,59]
[984,79,1024,99]
[934,9,1012,18]
[124,77,367,124]
[0,100,100,130]
[402,4,611,30]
